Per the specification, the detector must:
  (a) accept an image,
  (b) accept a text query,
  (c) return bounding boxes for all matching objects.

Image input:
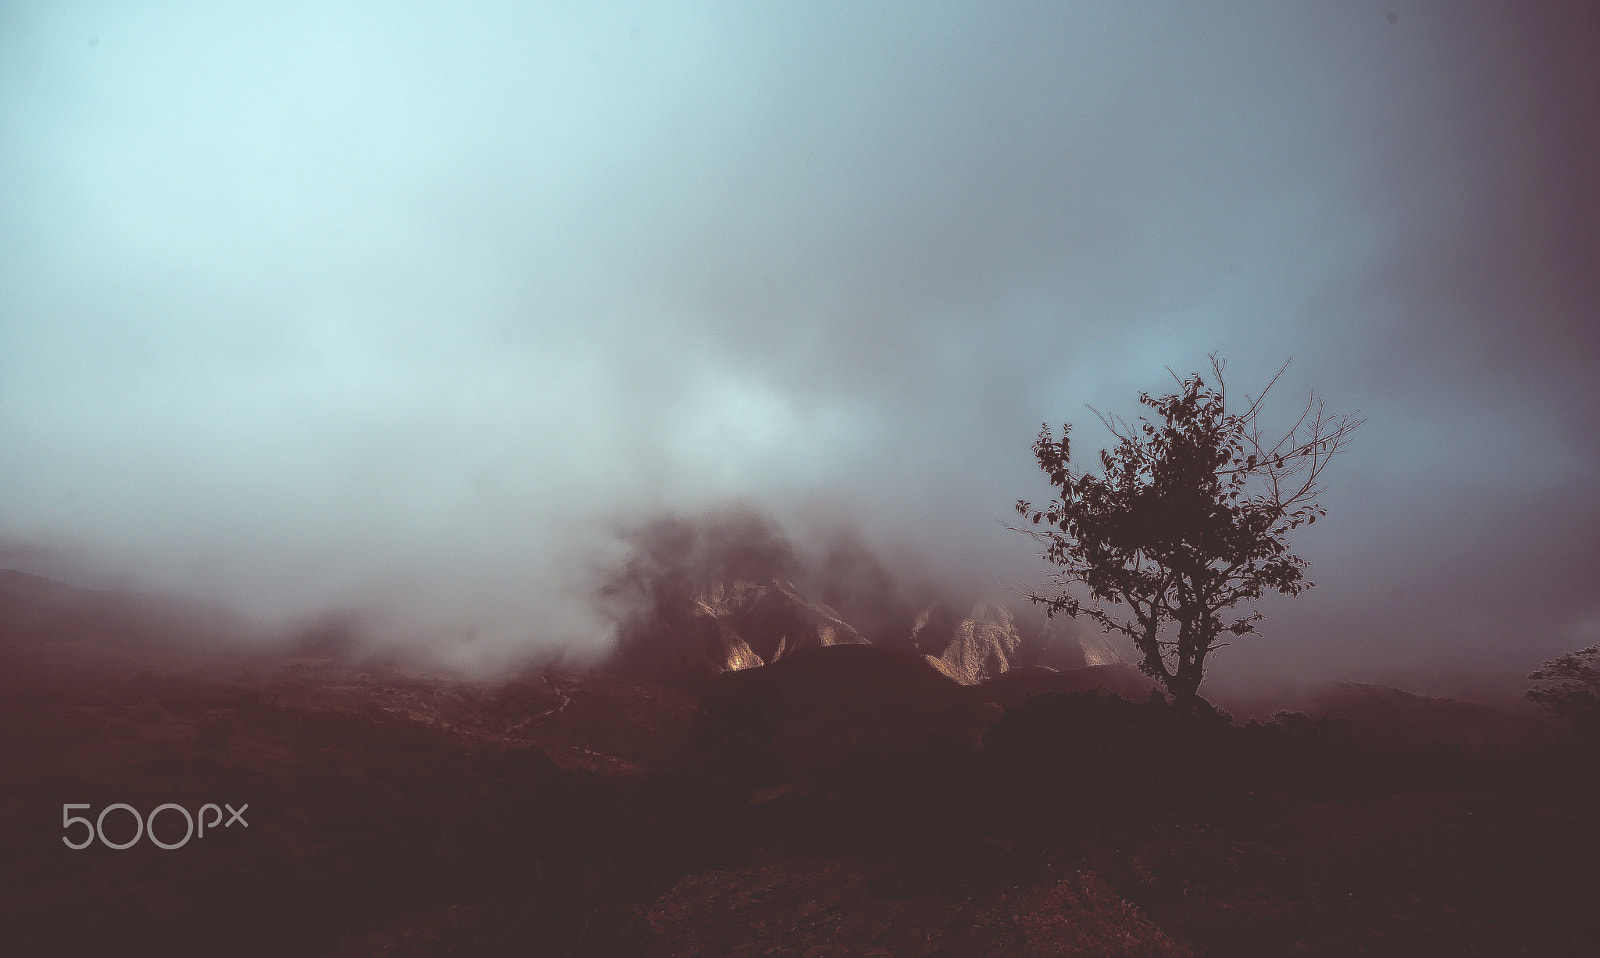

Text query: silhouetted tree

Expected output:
[1012,356,1363,711]
[1527,644,1600,744]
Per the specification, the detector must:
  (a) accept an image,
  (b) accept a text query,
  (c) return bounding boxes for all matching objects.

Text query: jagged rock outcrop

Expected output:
[610,612,759,687]
[699,578,867,665]
[934,602,1025,685]
[612,577,867,686]
[612,571,1112,688]
[922,653,966,684]
[1076,631,1124,668]
[908,601,1101,686]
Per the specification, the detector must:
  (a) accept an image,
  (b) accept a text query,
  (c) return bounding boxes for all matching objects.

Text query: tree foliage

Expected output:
[1013,355,1363,709]
[1527,644,1600,744]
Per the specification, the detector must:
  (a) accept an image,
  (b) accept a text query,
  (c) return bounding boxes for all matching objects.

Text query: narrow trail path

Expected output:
[503,677,573,735]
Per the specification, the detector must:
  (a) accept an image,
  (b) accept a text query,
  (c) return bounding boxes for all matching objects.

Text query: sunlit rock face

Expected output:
[909,602,1096,686]
[932,602,1024,685]
[699,616,766,673]
[612,577,867,685]
[1076,631,1124,668]
[610,611,757,686]
[698,578,867,666]
[611,573,1111,687]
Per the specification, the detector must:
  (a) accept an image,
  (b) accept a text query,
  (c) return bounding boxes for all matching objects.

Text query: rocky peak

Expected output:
[612,574,1112,689]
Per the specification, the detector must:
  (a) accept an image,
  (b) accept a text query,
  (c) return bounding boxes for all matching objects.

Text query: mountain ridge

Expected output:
[606,574,1107,688]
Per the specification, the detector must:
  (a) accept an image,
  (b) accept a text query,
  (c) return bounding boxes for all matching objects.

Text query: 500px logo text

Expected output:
[63,802,249,850]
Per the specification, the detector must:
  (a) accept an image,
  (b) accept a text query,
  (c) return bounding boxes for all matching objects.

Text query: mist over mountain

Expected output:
[597,507,1106,689]
[6,7,1600,952]
[3,542,1589,954]
[2,2,1597,697]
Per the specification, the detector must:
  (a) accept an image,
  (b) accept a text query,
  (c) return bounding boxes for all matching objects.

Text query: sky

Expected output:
[2,1,1596,691]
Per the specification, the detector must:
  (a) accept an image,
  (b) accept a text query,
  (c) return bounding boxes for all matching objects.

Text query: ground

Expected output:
[2,579,1595,956]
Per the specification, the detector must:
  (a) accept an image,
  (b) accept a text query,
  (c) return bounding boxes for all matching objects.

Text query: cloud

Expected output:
[1,2,1595,686]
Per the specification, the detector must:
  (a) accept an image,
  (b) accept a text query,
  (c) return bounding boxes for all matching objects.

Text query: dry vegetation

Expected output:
[2,571,1595,956]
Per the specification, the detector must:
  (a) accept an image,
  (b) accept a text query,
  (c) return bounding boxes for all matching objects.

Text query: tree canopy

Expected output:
[1013,356,1363,709]
[1527,644,1600,745]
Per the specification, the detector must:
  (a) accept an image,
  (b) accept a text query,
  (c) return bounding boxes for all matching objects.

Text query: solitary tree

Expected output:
[1012,356,1363,711]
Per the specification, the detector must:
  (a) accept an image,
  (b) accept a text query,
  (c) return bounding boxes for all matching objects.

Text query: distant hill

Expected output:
[979,663,1159,711]
[0,567,256,675]
[704,643,994,774]
[1300,681,1545,753]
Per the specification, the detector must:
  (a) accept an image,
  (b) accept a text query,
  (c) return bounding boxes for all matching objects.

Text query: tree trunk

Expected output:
[1170,669,1204,718]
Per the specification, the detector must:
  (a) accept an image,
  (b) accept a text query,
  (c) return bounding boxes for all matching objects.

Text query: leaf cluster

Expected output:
[1527,644,1600,742]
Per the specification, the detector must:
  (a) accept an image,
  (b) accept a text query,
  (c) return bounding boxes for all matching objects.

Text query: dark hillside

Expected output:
[2,570,1596,956]
[702,643,993,777]
[980,663,1158,710]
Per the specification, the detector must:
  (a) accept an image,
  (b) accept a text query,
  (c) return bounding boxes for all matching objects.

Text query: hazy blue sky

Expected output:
[3,2,1596,688]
